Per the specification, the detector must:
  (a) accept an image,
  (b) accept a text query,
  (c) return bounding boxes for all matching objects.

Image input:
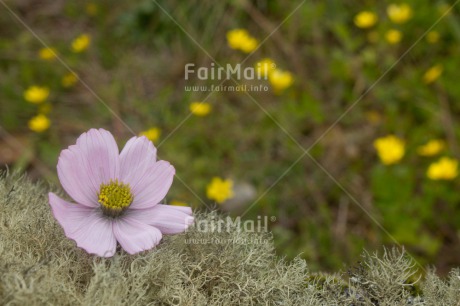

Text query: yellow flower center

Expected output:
[98,180,133,217]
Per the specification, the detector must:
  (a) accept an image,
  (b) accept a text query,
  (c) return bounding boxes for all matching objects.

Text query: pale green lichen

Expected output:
[0,171,459,305]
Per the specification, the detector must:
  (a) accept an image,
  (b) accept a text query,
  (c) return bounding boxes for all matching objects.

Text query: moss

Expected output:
[0,171,459,305]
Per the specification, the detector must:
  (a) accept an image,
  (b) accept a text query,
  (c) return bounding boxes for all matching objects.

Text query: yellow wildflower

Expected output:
[255,58,275,78]
[269,69,293,93]
[387,4,412,24]
[354,11,378,29]
[28,114,50,133]
[374,135,405,165]
[427,157,458,180]
[417,140,445,156]
[385,29,403,45]
[170,200,188,207]
[423,64,443,84]
[226,29,258,53]
[206,177,234,204]
[71,34,91,53]
[38,47,57,60]
[190,102,211,116]
[61,73,79,88]
[139,127,161,142]
[426,31,440,44]
[24,86,49,104]
[240,39,258,53]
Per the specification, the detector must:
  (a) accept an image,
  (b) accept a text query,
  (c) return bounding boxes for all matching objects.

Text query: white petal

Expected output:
[57,128,120,207]
[49,192,116,257]
[127,204,193,234]
[113,217,162,254]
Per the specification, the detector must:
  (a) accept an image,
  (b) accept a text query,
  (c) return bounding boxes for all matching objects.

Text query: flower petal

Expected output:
[119,136,157,195]
[75,128,120,183]
[127,204,193,234]
[113,217,162,254]
[57,145,95,206]
[57,128,120,207]
[128,160,175,209]
[49,193,116,257]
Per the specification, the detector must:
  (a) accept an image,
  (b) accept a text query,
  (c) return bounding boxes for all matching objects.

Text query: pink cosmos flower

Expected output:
[49,128,193,257]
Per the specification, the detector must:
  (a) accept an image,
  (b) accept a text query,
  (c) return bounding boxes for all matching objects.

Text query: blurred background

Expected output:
[1,0,460,274]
